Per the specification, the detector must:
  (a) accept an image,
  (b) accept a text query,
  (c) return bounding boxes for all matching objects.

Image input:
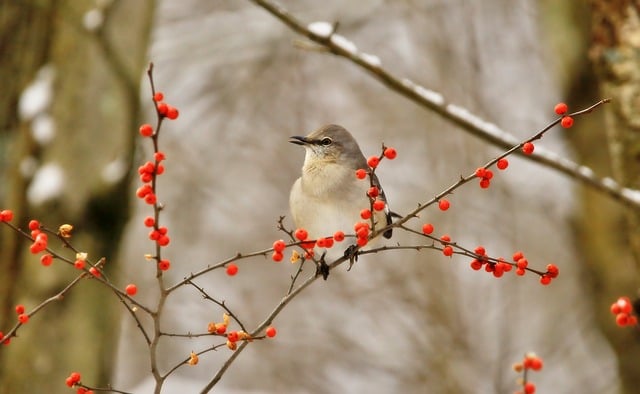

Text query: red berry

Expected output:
[554,102,568,115]
[139,124,153,137]
[158,259,171,271]
[440,234,451,243]
[157,102,168,115]
[89,267,101,277]
[156,164,165,175]
[516,268,526,276]
[144,193,157,205]
[529,357,543,371]
[546,263,559,278]
[438,199,450,211]
[69,372,81,384]
[355,169,367,179]
[154,151,166,162]
[383,147,397,159]
[360,209,372,220]
[74,259,85,270]
[539,275,551,285]
[40,254,53,267]
[65,377,75,387]
[442,245,453,256]
[226,263,238,276]
[367,186,379,198]
[18,313,29,324]
[373,200,386,211]
[333,231,345,242]
[610,303,622,315]
[524,382,536,394]
[265,326,277,338]
[522,142,535,155]
[227,331,239,342]
[166,106,179,120]
[144,216,155,227]
[475,167,487,178]
[367,156,380,168]
[153,92,164,102]
[512,251,524,261]
[295,228,308,241]
[516,258,529,269]
[356,237,368,247]
[474,246,486,255]
[28,220,40,231]
[470,260,483,270]
[496,158,509,170]
[272,251,283,262]
[560,116,574,128]
[157,235,170,246]
[479,178,491,189]
[617,297,632,314]
[273,239,286,253]
[15,304,25,314]
[125,284,137,296]
[0,209,14,222]
[616,313,629,327]
[422,223,434,235]
[483,169,494,180]
[324,237,334,248]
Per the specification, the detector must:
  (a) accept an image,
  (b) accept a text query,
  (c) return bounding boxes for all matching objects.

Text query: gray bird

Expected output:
[289,124,393,269]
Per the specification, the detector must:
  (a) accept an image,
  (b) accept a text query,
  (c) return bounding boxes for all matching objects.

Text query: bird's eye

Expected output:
[320,137,333,146]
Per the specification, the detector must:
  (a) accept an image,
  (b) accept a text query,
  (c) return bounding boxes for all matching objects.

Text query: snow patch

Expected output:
[330,34,357,54]
[31,114,56,146]
[27,163,65,205]
[101,157,128,184]
[307,21,333,38]
[18,65,55,121]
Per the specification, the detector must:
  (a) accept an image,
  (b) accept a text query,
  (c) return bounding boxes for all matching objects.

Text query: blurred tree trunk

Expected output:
[0,1,155,393]
[590,1,640,391]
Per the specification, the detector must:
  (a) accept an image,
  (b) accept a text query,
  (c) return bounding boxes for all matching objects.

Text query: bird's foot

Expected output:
[344,245,359,271]
[315,251,330,280]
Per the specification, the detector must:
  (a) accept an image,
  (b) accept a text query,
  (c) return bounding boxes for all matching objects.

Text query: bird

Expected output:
[289,124,393,278]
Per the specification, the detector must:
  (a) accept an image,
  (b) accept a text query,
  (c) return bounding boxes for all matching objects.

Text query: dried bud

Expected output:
[59,224,74,238]
[187,351,199,365]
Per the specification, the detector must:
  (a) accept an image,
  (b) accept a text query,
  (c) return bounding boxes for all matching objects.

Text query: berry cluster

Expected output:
[610,296,638,327]
[513,353,544,394]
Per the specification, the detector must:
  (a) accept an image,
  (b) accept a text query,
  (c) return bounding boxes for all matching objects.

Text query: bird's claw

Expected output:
[316,251,330,280]
[344,245,359,271]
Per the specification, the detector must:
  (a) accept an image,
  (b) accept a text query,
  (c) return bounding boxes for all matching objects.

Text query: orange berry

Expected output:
[226,263,238,276]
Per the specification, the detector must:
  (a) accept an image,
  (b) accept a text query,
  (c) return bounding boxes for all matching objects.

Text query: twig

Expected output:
[248,0,639,210]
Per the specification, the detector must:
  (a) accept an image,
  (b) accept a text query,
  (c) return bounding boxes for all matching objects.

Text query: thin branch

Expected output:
[248,0,639,210]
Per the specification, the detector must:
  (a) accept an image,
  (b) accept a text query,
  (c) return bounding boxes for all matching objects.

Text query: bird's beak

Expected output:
[289,136,310,145]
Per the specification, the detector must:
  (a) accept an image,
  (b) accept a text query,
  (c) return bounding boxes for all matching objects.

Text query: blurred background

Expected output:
[1,1,639,393]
